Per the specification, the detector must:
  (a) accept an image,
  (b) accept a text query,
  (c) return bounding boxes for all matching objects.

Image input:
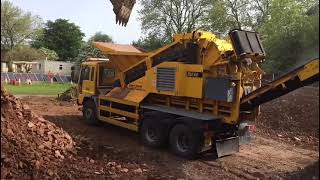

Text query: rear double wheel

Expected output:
[140,113,203,159]
[140,112,168,147]
[169,124,202,159]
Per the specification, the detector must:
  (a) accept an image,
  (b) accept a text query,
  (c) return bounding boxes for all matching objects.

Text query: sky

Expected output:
[8,0,142,44]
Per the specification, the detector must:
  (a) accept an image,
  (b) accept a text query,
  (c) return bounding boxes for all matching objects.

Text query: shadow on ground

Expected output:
[283,161,319,180]
[43,114,191,178]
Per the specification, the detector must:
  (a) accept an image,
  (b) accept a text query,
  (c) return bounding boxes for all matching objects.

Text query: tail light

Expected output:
[247,124,256,132]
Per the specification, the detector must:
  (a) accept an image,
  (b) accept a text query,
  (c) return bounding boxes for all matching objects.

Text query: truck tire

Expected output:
[83,100,99,125]
[140,112,168,148]
[169,124,202,159]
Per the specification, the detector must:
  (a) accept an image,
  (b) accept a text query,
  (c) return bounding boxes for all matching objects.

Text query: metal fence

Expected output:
[1,72,71,83]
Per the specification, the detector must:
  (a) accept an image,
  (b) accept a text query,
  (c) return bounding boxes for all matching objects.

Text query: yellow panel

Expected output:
[129,76,145,88]
[297,59,319,81]
[143,67,157,92]
[142,62,204,98]
[177,64,204,98]
[78,94,85,105]
[100,106,139,119]
[98,116,138,132]
[101,87,148,106]
[102,96,138,106]
[82,80,95,95]
[123,89,149,104]
[199,32,233,52]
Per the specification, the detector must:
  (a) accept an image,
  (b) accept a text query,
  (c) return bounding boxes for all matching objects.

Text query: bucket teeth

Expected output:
[110,0,136,26]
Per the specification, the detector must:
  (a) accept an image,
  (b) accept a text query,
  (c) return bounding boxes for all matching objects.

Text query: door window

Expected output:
[91,67,95,81]
[79,66,90,84]
[99,67,115,86]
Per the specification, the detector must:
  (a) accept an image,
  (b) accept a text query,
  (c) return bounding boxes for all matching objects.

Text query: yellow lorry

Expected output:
[76,30,319,158]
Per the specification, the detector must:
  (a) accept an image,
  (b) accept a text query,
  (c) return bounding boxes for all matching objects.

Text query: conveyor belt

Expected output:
[240,58,319,111]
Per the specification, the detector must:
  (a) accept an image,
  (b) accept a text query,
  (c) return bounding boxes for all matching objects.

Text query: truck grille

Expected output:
[156,68,176,91]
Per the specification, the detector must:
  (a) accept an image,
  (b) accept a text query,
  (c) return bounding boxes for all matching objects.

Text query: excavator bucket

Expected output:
[109,0,136,26]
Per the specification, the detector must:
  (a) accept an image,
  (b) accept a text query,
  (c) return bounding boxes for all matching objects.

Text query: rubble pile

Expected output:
[1,87,76,179]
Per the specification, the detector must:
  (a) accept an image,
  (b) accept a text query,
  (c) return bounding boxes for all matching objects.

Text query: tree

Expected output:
[5,46,44,63]
[132,33,167,51]
[223,0,253,30]
[250,0,272,30]
[1,0,42,71]
[32,19,85,61]
[74,32,112,63]
[88,32,113,43]
[203,0,235,33]
[204,0,272,33]
[139,0,212,42]
[260,0,319,73]
[74,43,106,63]
[38,47,59,60]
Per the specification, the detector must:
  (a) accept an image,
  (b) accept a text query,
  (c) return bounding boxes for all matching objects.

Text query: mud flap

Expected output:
[215,136,239,158]
[239,130,251,145]
[238,122,255,145]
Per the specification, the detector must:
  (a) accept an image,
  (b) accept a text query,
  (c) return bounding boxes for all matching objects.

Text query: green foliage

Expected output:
[132,33,167,51]
[32,19,85,61]
[202,0,234,33]
[223,0,254,30]
[260,0,319,73]
[204,0,272,33]
[1,0,42,72]
[4,83,73,95]
[75,42,106,63]
[5,46,44,62]
[139,0,212,41]
[137,0,318,74]
[253,0,273,30]
[88,32,113,43]
[1,1,43,51]
[38,47,59,60]
[74,32,113,63]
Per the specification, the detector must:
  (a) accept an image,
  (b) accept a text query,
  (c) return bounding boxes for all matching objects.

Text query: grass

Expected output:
[3,82,74,95]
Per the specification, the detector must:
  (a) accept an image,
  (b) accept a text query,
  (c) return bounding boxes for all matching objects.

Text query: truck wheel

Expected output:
[140,118,166,148]
[83,100,99,125]
[169,124,201,159]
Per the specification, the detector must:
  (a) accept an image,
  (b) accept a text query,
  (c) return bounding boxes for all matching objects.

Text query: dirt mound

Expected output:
[1,90,152,179]
[257,86,319,148]
[1,88,76,179]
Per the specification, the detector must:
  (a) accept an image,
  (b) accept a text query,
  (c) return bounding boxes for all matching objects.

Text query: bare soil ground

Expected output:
[256,86,319,151]
[14,86,318,180]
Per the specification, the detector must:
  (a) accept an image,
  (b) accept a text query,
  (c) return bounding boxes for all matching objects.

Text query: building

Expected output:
[1,59,73,76]
[1,61,38,73]
[31,60,74,76]
[1,62,9,72]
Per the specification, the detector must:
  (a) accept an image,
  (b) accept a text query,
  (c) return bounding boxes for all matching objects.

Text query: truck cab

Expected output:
[77,58,118,105]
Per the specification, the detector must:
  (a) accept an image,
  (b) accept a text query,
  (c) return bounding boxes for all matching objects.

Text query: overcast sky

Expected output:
[8,0,142,44]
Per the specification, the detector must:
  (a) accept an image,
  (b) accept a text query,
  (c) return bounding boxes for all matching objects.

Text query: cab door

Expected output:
[79,65,96,96]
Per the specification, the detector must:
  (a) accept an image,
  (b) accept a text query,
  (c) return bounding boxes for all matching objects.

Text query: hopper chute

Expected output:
[93,42,150,72]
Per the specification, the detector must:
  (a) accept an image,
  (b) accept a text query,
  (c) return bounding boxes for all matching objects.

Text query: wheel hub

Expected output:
[176,133,190,152]
[85,109,92,119]
[146,126,157,142]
